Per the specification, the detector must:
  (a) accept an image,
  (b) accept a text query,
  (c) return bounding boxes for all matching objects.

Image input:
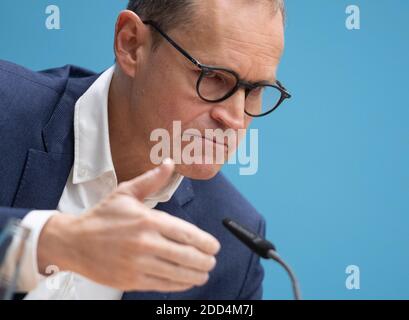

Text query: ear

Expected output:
[114,10,150,78]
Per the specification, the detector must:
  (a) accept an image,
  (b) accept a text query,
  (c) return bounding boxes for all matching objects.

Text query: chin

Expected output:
[176,163,223,180]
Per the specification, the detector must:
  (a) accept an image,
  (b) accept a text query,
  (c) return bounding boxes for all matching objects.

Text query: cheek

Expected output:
[245,116,253,127]
[135,54,211,130]
[145,85,207,129]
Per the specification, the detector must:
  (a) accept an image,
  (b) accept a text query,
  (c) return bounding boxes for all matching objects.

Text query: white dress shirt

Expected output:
[7,65,183,299]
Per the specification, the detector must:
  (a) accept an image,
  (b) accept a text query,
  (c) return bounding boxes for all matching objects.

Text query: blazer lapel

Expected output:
[11,150,73,210]
[12,74,99,210]
[155,178,195,223]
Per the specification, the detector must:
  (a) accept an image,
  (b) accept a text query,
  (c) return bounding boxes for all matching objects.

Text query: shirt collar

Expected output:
[73,65,116,184]
[72,65,183,205]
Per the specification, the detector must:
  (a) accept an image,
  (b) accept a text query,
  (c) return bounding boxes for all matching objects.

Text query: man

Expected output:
[0,0,288,299]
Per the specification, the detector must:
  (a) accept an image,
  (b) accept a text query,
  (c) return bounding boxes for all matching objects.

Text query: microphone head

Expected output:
[223,218,276,259]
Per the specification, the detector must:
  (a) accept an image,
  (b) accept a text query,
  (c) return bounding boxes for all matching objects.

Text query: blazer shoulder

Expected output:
[0,60,62,94]
[0,60,99,125]
[0,60,96,94]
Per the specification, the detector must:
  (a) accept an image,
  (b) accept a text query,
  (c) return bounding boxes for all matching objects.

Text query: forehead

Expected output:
[175,0,285,82]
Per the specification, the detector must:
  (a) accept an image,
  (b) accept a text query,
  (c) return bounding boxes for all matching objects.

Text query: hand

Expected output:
[37,159,220,292]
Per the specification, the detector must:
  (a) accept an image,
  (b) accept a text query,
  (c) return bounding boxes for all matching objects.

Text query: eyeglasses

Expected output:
[143,20,292,118]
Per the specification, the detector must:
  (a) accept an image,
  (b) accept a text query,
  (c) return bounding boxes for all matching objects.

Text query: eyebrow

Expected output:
[192,56,277,85]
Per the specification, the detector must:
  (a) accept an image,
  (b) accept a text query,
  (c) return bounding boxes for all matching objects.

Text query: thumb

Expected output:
[118,158,176,201]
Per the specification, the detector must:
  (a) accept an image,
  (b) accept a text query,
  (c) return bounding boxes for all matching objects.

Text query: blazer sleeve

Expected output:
[236,217,266,300]
[0,207,30,229]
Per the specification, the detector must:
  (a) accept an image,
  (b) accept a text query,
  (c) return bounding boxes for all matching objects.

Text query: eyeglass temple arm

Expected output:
[276,80,292,98]
[143,20,202,69]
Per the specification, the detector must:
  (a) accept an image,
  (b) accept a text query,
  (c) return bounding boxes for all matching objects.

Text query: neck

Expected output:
[108,67,153,183]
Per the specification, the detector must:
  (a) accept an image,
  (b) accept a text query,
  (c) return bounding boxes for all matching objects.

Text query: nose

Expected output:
[209,89,246,130]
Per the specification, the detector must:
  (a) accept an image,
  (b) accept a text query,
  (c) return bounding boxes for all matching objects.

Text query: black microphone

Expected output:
[223,218,302,300]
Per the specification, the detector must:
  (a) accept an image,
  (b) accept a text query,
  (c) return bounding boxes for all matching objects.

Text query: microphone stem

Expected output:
[267,250,302,300]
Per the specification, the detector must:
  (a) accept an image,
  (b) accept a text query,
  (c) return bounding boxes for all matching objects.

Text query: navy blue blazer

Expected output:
[0,60,265,300]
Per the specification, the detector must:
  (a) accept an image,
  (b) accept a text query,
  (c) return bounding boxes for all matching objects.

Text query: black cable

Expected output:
[266,250,301,300]
[223,218,302,300]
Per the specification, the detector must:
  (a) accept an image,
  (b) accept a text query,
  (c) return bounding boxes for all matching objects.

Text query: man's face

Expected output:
[129,0,284,180]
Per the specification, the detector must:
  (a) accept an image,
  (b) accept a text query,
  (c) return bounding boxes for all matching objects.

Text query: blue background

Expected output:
[1,0,408,299]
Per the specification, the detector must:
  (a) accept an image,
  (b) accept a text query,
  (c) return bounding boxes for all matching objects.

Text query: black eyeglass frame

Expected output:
[143,20,292,118]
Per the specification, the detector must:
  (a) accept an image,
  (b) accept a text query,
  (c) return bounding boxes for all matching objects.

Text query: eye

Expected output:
[203,70,225,83]
[248,86,264,97]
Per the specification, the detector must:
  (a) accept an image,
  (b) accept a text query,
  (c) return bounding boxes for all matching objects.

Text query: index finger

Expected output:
[151,210,221,255]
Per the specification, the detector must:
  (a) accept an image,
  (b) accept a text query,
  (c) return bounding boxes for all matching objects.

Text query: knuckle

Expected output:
[171,248,185,262]
[138,215,156,230]
[134,233,154,252]
[131,255,145,269]
[182,246,197,262]
[179,231,194,244]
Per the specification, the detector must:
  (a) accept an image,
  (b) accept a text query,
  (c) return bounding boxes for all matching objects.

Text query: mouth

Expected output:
[183,134,228,148]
